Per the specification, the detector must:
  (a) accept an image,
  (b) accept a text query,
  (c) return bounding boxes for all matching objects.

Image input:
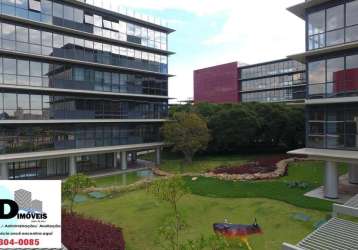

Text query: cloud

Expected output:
[108,0,306,103]
[114,0,238,16]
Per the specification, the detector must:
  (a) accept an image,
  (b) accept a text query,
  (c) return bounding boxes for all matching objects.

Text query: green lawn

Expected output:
[93,169,154,187]
[185,161,348,211]
[144,152,264,174]
[73,157,348,249]
[75,190,327,250]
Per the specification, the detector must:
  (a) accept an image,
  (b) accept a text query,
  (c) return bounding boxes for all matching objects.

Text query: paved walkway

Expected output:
[89,159,155,179]
[305,174,358,204]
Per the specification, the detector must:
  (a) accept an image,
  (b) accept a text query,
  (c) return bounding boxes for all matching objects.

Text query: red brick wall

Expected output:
[194,62,239,104]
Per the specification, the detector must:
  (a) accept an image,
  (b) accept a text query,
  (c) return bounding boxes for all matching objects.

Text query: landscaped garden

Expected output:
[63,104,345,249]
[67,153,347,250]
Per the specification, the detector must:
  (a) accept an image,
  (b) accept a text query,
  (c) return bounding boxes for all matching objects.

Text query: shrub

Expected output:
[211,155,289,175]
[62,211,125,250]
[285,180,309,190]
[62,174,95,213]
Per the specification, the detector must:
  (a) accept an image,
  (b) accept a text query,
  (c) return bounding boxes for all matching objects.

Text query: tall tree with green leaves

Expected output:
[62,174,95,213]
[162,112,210,164]
[148,176,189,250]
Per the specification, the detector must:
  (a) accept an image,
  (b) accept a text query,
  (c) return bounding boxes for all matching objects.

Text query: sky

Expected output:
[115,0,306,103]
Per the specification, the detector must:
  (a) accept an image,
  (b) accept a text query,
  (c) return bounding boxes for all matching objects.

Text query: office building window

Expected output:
[28,0,41,12]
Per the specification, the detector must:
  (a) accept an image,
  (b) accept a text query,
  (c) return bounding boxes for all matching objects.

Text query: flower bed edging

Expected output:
[152,158,308,181]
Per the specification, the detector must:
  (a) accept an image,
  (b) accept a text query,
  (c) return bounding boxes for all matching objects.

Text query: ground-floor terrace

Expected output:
[289,148,358,200]
[0,142,163,180]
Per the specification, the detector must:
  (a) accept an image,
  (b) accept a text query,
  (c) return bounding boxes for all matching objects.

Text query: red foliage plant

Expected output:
[62,211,125,250]
[211,155,291,175]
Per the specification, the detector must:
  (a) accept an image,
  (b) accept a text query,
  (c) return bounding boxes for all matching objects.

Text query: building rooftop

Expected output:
[289,148,358,164]
[0,143,165,163]
[287,0,333,19]
[67,0,175,33]
[287,41,358,63]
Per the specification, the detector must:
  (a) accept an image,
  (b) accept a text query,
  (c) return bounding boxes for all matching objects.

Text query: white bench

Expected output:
[282,218,358,250]
[333,194,358,217]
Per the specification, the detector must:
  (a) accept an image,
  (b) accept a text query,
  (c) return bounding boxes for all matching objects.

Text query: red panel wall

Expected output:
[334,68,358,93]
[194,62,240,104]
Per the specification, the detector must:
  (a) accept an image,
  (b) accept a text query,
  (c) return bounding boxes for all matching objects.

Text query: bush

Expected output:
[211,155,289,175]
[169,102,305,153]
[284,180,309,190]
[62,211,125,250]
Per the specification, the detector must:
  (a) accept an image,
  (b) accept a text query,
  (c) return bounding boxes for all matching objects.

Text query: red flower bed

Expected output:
[211,155,290,175]
[62,212,125,250]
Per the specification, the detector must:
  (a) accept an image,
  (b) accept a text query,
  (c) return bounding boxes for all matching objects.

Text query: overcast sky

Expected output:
[115,0,305,103]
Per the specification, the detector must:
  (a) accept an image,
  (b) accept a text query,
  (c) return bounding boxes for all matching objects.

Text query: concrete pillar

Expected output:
[0,162,8,180]
[348,164,358,184]
[131,152,137,162]
[121,151,127,170]
[324,161,339,199]
[69,156,77,176]
[113,152,120,169]
[155,147,161,165]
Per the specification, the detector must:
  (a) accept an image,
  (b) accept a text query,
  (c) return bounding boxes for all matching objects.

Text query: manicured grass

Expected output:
[93,170,154,187]
[143,151,265,174]
[185,161,348,211]
[73,157,348,249]
[75,190,327,250]
[281,161,348,184]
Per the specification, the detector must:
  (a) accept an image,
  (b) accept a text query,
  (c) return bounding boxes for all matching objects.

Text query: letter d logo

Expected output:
[0,200,19,219]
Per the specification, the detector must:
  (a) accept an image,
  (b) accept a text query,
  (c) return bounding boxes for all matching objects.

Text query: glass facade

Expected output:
[240,60,304,79]
[0,0,168,51]
[0,56,168,96]
[240,59,306,103]
[8,153,119,180]
[241,87,306,103]
[0,123,161,154]
[307,0,358,50]
[307,104,358,150]
[0,91,168,120]
[308,52,358,98]
[0,0,172,178]
[0,21,168,74]
[241,73,306,91]
[305,1,358,151]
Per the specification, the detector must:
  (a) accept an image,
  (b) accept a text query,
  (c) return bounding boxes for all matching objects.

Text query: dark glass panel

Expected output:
[308,10,325,35]
[347,0,358,26]
[326,5,344,31]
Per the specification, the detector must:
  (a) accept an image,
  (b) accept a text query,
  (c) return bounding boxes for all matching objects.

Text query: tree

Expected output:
[281,106,305,149]
[162,112,210,164]
[208,105,260,152]
[148,176,189,250]
[251,103,289,146]
[62,174,95,214]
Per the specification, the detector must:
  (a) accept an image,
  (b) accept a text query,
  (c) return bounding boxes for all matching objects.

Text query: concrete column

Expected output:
[69,156,77,176]
[155,147,161,166]
[348,164,358,184]
[121,151,127,170]
[131,152,137,162]
[113,152,120,169]
[0,162,8,180]
[324,161,339,199]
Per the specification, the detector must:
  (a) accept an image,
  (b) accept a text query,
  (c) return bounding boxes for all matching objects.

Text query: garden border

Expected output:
[152,158,308,181]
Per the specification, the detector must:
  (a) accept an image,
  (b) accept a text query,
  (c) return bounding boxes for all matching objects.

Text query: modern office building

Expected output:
[193,59,306,104]
[287,0,358,199]
[240,59,306,103]
[0,0,174,180]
